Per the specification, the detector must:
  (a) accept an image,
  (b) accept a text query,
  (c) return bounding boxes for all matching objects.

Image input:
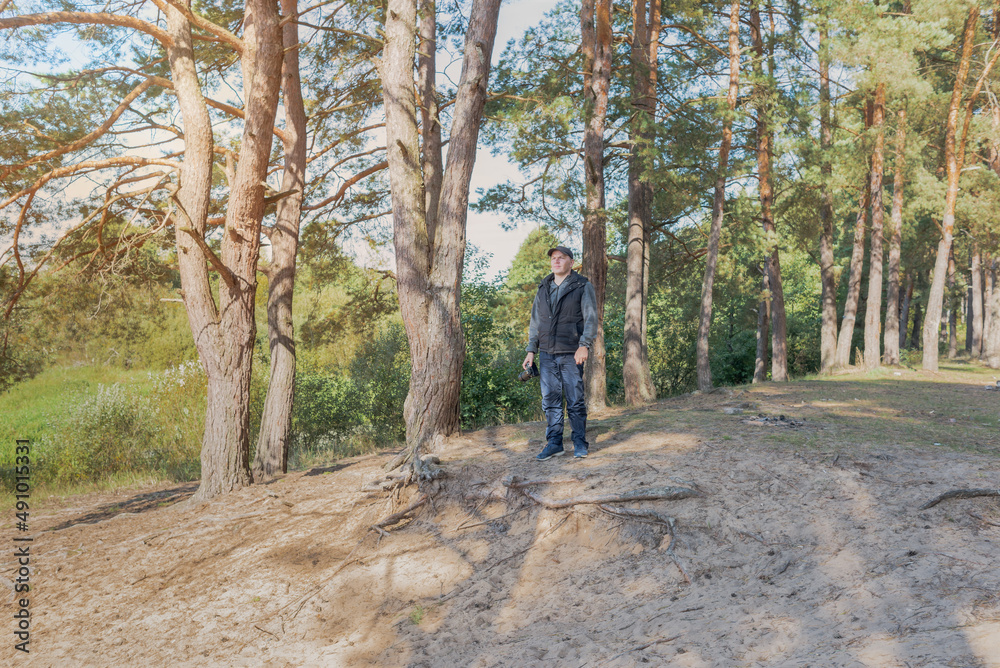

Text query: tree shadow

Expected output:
[47,482,198,531]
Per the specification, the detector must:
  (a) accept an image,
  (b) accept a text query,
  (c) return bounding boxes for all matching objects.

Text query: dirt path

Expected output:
[3,367,999,667]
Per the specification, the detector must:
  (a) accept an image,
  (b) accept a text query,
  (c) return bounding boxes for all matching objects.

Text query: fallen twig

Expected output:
[919,488,1000,510]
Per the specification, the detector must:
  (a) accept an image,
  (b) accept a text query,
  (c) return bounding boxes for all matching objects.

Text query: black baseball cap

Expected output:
[547,245,574,260]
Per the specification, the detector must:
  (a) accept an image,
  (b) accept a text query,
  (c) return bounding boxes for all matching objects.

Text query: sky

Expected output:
[464,0,561,280]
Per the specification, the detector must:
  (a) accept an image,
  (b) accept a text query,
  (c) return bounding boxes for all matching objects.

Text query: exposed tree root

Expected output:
[919,488,1000,510]
[364,455,443,491]
[370,493,429,535]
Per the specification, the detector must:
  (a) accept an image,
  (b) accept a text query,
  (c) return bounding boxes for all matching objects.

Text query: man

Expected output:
[522,245,598,460]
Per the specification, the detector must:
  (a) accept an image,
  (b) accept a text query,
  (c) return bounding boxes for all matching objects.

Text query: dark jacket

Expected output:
[535,271,590,354]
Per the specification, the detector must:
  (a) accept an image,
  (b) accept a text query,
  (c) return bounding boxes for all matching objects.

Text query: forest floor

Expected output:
[3,362,1000,667]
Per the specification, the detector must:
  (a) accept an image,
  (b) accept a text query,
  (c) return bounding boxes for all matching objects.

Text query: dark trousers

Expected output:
[539,351,588,450]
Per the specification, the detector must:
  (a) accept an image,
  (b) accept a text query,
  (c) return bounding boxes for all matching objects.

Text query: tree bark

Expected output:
[380,0,501,479]
[624,0,659,404]
[195,0,284,501]
[695,0,739,392]
[922,7,1000,370]
[253,0,306,480]
[909,292,923,350]
[835,165,871,367]
[818,25,838,373]
[986,256,1000,368]
[899,271,913,350]
[753,265,770,383]
[581,0,612,410]
[750,2,786,382]
[971,247,984,357]
[863,84,886,369]
[418,0,442,238]
[883,106,906,365]
[947,247,958,359]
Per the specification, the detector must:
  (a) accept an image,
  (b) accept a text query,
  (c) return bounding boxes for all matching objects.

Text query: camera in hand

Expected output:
[518,362,539,382]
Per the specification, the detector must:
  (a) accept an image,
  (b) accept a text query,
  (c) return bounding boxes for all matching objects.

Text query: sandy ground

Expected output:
[2,369,1000,667]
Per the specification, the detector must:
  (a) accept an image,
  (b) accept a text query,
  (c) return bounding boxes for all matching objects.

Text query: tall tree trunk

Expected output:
[909,297,922,350]
[753,265,770,383]
[164,0,283,502]
[971,247,984,357]
[198,0,284,500]
[380,0,501,480]
[863,84,886,369]
[986,256,1000,367]
[883,106,906,365]
[818,25,838,373]
[750,2,786,381]
[253,0,307,480]
[418,0,442,236]
[947,248,958,359]
[695,0,739,392]
[581,0,612,411]
[624,0,659,404]
[922,8,1000,369]
[985,255,997,364]
[835,168,871,367]
[899,271,913,350]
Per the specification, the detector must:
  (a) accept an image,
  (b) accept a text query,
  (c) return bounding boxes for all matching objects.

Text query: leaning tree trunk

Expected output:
[835,167,871,368]
[380,0,501,481]
[883,106,906,365]
[750,3,786,382]
[923,8,1000,369]
[695,0,739,392]
[818,25,838,373]
[581,0,612,411]
[624,0,659,404]
[863,84,886,369]
[253,0,307,480]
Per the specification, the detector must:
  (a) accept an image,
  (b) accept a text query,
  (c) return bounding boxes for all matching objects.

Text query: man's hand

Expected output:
[523,352,535,370]
[574,346,588,365]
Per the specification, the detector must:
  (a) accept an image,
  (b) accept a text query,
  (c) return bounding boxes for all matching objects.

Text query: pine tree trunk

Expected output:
[380,0,500,479]
[624,0,659,404]
[753,266,770,384]
[923,8,979,370]
[164,0,283,502]
[863,84,886,369]
[985,256,998,366]
[750,3,786,382]
[971,247,983,357]
[835,169,870,367]
[947,248,958,359]
[253,0,307,480]
[883,107,906,365]
[581,0,611,411]
[910,298,923,350]
[900,272,913,351]
[695,0,739,392]
[818,25,838,373]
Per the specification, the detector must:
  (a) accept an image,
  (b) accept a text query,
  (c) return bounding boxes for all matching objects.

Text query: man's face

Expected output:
[550,251,572,275]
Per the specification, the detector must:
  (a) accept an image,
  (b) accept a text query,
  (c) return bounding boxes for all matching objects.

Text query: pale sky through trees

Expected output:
[465,0,560,279]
